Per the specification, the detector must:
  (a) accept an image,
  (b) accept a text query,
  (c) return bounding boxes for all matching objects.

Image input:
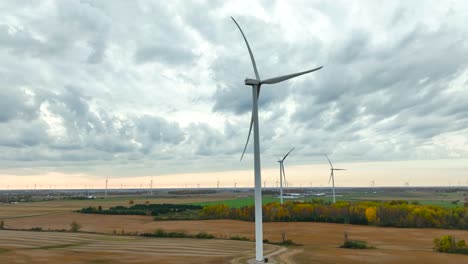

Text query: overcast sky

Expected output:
[1,0,467,188]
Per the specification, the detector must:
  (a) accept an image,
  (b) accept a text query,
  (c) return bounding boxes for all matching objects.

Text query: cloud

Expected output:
[134,44,197,65]
[0,0,467,180]
[0,87,38,123]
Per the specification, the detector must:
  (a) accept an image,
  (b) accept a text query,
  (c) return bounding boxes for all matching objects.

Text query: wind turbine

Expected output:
[105,176,108,198]
[278,148,294,204]
[150,177,153,195]
[324,154,346,203]
[231,17,322,262]
[404,179,410,187]
[370,179,376,194]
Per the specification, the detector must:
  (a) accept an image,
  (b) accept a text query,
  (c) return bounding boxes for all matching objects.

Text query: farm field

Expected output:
[192,189,467,208]
[1,189,467,263]
[0,194,233,219]
[0,230,281,264]
[2,214,468,263]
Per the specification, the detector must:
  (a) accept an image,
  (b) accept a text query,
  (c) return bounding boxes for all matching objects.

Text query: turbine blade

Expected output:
[328,173,333,184]
[239,86,261,161]
[279,161,283,183]
[231,17,261,81]
[281,163,287,186]
[281,147,295,162]
[334,168,346,170]
[240,114,254,161]
[261,66,323,85]
[324,154,333,168]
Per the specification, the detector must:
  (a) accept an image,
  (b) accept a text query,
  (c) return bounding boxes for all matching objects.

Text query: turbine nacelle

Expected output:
[245,78,260,86]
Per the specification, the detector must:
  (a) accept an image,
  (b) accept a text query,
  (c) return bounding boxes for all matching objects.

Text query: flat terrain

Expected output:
[0,230,280,264]
[1,190,467,263]
[2,214,468,263]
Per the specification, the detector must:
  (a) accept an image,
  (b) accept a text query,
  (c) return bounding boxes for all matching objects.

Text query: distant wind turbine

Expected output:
[278,148,294,204]
[150,177,153,195]
[231,16,322,262]
[105,176,108,198]
[324,154,346,203]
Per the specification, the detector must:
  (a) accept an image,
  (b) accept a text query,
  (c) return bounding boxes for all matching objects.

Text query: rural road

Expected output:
[234,246,298,264]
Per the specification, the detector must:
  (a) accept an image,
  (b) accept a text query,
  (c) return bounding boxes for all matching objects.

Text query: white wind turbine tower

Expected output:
[278,148,294,204]
[105,176,108,198]
[231,17,322,262]
[150,176,153,195]
[324,154,346,203]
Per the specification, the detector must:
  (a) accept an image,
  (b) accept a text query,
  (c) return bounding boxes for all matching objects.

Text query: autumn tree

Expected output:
[70,221,82,232]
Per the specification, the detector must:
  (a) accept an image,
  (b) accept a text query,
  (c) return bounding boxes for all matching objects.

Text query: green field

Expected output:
[192,196,279,208]
[193,195,336,208]
[191,191,466,209]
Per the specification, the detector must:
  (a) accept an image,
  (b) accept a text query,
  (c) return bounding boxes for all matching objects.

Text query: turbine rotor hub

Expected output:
[245,78,260,86]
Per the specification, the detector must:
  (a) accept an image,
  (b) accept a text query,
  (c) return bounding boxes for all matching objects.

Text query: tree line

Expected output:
[199,200,468,229]
[79,203,202,216]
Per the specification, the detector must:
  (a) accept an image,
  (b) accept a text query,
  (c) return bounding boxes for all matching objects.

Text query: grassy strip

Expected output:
[34,242,90,250]
[229,235,250,241]
[141,229,215,239]
[442,248,468,255]
[265,239,302,247]
[152,210,201,221]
